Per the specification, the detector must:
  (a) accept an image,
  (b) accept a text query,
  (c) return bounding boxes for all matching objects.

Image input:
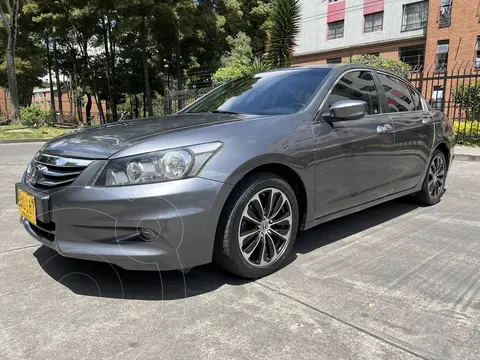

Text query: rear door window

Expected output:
[409,86,423,111]
[377,73,415,112]
[324,70,380,115]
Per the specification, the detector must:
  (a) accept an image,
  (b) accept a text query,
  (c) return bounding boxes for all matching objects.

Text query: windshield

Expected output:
[182,68,331,115]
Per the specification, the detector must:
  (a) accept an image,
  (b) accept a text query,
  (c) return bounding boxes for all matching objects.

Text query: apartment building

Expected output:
[294,0,429,67]
[295,0,480,71]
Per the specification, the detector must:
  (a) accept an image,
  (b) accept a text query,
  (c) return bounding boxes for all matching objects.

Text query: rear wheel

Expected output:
[214,173,299,278]
[414,150,447,205]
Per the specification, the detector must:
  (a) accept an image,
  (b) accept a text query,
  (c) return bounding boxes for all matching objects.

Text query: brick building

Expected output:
[424,0,480,70]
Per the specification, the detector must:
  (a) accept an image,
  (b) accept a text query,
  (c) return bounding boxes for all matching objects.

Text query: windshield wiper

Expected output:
[211,110,243,115]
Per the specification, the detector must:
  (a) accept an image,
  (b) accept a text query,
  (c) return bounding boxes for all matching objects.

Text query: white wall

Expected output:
[295,0,427,56]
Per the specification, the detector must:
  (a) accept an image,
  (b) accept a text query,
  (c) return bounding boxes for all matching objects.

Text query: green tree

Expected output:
[0,7,46,109]
[346,55,411,79]
[12,0,277,121]
[0,0,21,123]
[267,0,300,68]
[24,0,69,118]
[212,31,253,84]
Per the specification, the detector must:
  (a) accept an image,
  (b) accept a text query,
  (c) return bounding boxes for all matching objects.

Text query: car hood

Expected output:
[41,113,249,159]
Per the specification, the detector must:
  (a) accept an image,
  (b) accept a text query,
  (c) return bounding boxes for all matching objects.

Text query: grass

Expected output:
[0,125,73,140]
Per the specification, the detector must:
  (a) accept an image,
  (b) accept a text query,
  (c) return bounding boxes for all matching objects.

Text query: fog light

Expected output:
[138,228,158,241]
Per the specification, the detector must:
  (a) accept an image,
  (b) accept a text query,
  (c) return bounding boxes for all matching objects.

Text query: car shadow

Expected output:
[294,197,420,255]
[33,197,420,301]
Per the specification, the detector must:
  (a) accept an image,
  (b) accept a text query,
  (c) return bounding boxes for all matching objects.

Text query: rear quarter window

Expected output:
[408,86,424,111]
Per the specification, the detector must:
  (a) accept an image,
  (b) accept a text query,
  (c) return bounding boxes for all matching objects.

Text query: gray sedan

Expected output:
[16,65,455,278]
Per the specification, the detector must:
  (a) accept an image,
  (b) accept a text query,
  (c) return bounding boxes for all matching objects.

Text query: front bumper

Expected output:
[16,178,233,271]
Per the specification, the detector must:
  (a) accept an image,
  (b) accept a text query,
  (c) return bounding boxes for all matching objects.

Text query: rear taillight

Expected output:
[444,119,455,136]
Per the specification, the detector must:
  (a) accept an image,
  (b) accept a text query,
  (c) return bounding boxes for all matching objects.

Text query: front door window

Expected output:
[325,71,380,115]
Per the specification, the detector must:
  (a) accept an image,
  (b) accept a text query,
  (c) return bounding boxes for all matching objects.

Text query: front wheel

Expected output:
[414,150,447,205]
[214,173,299,278]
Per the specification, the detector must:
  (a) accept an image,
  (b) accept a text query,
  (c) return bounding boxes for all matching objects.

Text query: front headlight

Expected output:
[96,142,223,186]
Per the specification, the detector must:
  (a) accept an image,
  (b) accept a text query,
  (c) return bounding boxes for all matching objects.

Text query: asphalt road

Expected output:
[0,143,479,360]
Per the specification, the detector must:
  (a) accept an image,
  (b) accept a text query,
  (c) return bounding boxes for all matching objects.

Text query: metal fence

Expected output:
[408,65,480,145]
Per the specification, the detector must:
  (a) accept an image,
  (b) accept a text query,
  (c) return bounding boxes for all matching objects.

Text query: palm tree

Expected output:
[248,56,271,74]
[268,0,301,69]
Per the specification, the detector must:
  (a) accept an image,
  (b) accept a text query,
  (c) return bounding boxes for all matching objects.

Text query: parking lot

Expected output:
[0,143,479,360]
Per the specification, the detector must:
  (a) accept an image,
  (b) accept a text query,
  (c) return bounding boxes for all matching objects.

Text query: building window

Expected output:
[399,45,425,70]
[327,20,344,40]
[431,85,444,110]
[327,58,342,64]
[367,52,380,57]
[439,0,452,28]
[435,40,449,73]
[364,12,383,33]
[476,37,480,69]
[401,1,429,32]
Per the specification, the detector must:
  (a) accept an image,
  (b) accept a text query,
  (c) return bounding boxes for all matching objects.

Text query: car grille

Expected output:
[27,153,93,189]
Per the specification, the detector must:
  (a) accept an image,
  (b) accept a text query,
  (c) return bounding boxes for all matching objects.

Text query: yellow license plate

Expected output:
[18,189,36,225]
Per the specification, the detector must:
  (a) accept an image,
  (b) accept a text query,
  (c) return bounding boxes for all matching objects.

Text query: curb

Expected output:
[454,154,480,162]
[0,138,49,144]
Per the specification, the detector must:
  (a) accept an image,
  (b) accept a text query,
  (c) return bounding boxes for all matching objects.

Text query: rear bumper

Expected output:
[16,178,233,271]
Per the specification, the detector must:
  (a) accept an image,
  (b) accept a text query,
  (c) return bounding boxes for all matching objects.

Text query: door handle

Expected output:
[377,124,393,134]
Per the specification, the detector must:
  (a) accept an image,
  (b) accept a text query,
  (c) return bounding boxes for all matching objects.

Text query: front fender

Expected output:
[200,151,315,229]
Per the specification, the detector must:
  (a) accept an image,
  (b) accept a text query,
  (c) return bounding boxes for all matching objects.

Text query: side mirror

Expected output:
[324,100,367,122]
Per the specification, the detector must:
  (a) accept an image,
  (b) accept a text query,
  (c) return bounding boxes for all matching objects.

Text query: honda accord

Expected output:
[16,65,455,278]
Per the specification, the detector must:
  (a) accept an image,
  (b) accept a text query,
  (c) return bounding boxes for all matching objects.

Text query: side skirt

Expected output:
[303,185,422,231]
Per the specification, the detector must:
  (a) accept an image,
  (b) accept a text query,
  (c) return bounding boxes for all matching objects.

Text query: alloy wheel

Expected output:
[238,188,293,268]
[428,155,446,199]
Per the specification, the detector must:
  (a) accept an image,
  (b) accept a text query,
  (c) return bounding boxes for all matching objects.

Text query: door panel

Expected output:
[376,72,434,193]
[313,116,394,218]
[346,115,395,205]
[313,70,394,219]
[313,122,356,217]
[390,111,434,192]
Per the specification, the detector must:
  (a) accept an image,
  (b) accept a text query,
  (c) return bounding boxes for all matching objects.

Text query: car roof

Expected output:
[289,64,383,72]
[269,64,404,81]
[261,63,395,75]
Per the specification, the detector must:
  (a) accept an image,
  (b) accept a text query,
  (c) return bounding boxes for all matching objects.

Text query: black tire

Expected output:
[414,149,447,206]
[214,172,299,278]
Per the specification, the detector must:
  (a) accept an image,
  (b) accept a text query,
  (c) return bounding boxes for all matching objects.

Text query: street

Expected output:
[0,143,479,360]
